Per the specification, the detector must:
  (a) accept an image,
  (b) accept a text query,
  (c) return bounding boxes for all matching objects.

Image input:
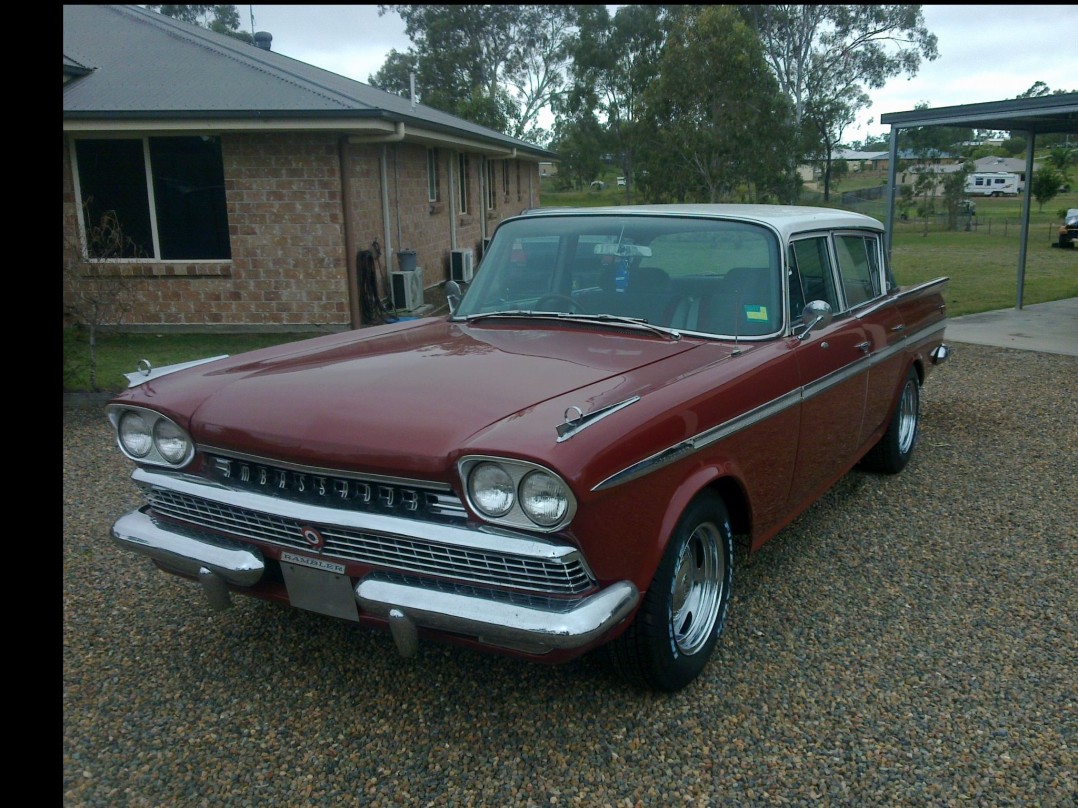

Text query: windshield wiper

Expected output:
[563,313,681,341]
[463,310,564,323]
[463,310,681,341]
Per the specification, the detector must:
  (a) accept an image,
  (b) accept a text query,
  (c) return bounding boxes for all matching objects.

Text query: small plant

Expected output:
[63,206,143,392]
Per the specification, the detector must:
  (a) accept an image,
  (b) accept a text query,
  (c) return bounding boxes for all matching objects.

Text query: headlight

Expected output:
[108,405,194,467]
[153,418,192,464]
[459,456,576,531]
[118,411,153,458]
[520,470,569,527]
[468,462,515,517]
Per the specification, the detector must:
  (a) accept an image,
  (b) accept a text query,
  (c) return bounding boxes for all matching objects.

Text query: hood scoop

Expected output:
[556,396,640,442]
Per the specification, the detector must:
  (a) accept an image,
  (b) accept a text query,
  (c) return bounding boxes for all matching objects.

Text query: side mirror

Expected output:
[798,299,832,341]
[445,280,462,314]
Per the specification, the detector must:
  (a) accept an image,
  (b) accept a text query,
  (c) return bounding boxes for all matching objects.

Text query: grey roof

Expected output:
[62,5,555,159]
[880,94,1078,136]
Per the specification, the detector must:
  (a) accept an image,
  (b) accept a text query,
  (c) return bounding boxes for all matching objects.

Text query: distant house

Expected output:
[63,5,556,331]
[973,156,1029,187]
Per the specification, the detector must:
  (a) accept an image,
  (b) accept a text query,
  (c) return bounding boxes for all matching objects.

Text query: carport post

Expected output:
[884,126,900,264]
[1016,132,1036,310]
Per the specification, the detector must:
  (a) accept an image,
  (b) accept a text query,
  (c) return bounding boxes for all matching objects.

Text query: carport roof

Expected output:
[880,93,1078,136]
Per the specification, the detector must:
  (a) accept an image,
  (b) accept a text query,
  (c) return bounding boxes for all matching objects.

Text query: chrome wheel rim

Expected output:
[670,521,724,655]
[896,378,919,455]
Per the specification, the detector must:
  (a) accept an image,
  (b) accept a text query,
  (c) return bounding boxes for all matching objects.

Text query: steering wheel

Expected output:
[535,294,589,314]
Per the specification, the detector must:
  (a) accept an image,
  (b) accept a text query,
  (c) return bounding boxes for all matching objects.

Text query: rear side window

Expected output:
[834,234,882,309]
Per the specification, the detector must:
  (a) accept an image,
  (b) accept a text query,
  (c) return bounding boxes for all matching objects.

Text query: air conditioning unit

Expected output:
[390,267,424,312]
[450,248,475,283]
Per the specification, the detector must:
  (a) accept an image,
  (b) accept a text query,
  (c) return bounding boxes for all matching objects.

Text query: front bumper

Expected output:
[111,506,639,656]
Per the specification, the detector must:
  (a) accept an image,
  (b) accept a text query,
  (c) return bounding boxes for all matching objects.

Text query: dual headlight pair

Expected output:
[108,406,194,467]
[460,458,576,532]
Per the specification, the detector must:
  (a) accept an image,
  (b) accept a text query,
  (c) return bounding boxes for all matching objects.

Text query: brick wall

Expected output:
[63,132,542,332]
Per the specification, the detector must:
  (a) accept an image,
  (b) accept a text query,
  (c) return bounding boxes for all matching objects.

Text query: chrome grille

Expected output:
[147,488,594,595]
[205,453,467,522]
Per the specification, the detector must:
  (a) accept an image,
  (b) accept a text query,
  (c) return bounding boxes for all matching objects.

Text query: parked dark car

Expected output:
[107,204,950,691]
[1058,208,1078,248]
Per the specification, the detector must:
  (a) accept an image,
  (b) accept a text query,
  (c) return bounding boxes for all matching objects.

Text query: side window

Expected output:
[834,234,882,309]
[789,236,839,313]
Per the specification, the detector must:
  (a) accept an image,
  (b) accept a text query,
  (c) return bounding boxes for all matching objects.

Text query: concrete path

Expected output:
[945,297,1077,357]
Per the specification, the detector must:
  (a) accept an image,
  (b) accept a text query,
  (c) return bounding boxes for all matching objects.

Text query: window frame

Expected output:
[458,152,470,215]
[426,148,440,203]
[70,134,231,263]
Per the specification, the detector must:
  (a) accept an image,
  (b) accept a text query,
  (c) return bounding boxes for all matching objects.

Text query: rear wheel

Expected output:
[608,492,733,692]
[861,366,920,474]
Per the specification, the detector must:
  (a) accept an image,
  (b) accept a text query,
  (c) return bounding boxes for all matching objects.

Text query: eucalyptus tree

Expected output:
[562,4,670,202]
[741,5,939,201]
[638,6,798,203]
[371,5,576,142]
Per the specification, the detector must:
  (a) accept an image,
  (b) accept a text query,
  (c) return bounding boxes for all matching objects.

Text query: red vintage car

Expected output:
[108,205,950,691]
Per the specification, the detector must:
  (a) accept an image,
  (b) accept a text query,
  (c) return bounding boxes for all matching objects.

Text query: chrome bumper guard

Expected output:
[112,506,640,655]
[112,507,266,610]
[930,343,951,365]
[356,575,639,657]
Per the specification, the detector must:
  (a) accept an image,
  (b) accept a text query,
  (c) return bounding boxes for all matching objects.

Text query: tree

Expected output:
[638,6,798,203]
[562,5,669,203]
[371,5,576,142]
[1046,146,1077,185]
[940,162,973,231]
[741,5,939,201]
[63,209,142,392]
[1031,166,1065,212]
[147,4,252,43]
[548,114,607,192]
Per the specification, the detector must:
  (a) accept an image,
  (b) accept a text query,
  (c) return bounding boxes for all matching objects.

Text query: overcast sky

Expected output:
[247,5,1075,143]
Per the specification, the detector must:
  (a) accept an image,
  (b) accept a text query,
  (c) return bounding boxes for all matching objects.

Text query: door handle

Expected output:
[855,340,871,354]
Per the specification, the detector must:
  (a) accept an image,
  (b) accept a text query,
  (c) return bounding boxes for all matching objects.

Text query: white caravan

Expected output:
[965,171,1021,197]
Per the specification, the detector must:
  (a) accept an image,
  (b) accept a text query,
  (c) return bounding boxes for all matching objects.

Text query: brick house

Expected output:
[62,5,556,331]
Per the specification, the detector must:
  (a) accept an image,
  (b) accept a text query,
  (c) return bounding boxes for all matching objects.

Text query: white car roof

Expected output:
[519,203,884,242]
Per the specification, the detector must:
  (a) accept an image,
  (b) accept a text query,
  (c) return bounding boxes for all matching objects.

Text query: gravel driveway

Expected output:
[63,343,1076,807]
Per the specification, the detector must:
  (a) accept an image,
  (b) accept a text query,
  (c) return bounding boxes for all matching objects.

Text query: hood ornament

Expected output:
[556,396,640,442]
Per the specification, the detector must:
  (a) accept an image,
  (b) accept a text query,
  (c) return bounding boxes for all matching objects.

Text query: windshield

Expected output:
[453,214,783,338]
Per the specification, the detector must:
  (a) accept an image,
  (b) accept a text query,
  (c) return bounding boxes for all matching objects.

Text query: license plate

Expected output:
[281,554,359,622]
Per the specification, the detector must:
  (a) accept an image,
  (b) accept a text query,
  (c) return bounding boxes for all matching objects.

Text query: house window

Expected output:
[427,148,439,202]
[458,153,469,214]
[486,159,496,210]
[502,162,510,199]
[73,136,231,260]
[516,162,522,201]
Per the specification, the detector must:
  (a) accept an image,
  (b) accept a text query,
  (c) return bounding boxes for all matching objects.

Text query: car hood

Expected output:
[120,318,706,477]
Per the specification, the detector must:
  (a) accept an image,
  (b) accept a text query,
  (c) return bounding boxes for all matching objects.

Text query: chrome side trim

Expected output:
[356,575,640,654]
[130,467,587,566]
[592,318,946,492]
[124,355,229,388]
[111,507,265,586]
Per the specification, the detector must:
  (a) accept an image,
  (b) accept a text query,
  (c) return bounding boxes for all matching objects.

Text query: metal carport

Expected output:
[880,93,1078,309]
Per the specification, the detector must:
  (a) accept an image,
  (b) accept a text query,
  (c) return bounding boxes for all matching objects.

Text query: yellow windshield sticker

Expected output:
[745,305,768,321]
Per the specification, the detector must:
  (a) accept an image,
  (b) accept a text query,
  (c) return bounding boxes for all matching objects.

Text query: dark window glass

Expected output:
[74,139,153,258]
[75,136,230,260]
[149,137,230,260]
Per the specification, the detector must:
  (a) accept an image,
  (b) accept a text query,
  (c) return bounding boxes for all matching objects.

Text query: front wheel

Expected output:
[860,366,920,474]
[608,492,733,691]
